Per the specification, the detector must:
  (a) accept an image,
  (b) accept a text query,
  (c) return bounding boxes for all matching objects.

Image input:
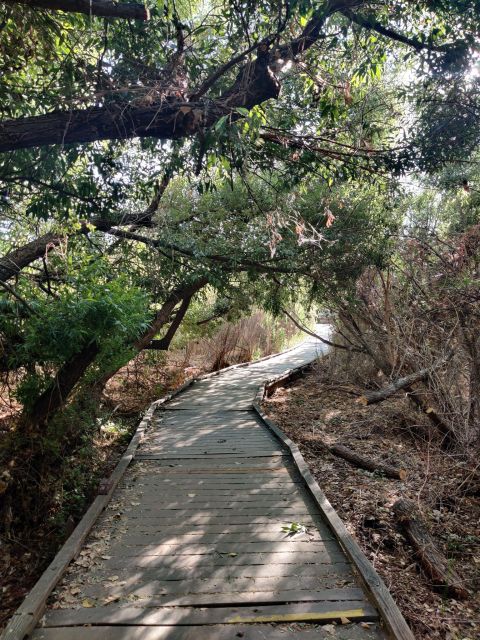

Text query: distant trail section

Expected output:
[4,327,411,640]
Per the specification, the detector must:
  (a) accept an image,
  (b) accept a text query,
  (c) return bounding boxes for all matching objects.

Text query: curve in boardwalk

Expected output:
[4,328,411,640]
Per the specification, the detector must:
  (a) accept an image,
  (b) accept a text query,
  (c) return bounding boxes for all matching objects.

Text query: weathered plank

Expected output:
[100,522,333,537]
[78,574,356,599]
[106,540,341,557]
[61,588,366,608]
[109,530,335,545]
[100,551,347,570]
[120,487,303,497]
[43,601,378,627]
[74,561,354,583]
[100,515,322,526]
[120,479,303,487]
[32,623,386,640]
[117,496,309,508]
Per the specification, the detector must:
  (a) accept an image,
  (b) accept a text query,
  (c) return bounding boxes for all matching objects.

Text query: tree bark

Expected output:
[20,340,100,432]
[91,278,208,396]
[0,1,355,152]
[134,279,208,352]
[5,0,149,19]
[0,186,169,282]
[393,498,469,600]
[0,232,62,282]
[329,443,407,480]
[357,367,430,405]
[144,293,194,350]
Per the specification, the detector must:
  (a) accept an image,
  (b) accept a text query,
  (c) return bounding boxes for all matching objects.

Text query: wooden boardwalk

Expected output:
[5,332,413,640]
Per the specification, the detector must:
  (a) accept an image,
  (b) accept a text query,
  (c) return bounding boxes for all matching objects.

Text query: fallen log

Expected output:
[329,443,407,480]
[357,367,430,405]
[393,498,469,599]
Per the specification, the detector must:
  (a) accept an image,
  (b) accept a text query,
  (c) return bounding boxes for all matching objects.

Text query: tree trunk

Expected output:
[5,0,149,19]
[357,367,431,405]
[144,293,194,350]
[92,278,207,394]
[134,279,208,352]
[393,499,469,599]
[0,2,354,151]
[20,340,100,433]
[0,189,168,283]
[0,232,62,282]
[329,443,407,480]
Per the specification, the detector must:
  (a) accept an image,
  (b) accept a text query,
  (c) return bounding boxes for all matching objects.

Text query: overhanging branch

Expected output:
[5,0,150,19]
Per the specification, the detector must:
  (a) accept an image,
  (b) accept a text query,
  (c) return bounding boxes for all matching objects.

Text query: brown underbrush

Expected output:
[263,357,480,640]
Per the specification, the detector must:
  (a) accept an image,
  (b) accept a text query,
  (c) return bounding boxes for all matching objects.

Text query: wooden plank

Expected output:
[115,505,321,514]
[117,497,309,508]
[107,540,341,556]
[126,469,296,476]
[113,511,322,523]
[109,530,335,545]
[140,446,282,453]
[101,522,333,537]
[131,456,291,466]
[103,515,322,527]
[134,460,293,469]
[120,487,303,497]
[135,453,285,460]
[32,623,385,640]
[43,601,378,627]
[142,439,278,446]
[254,377,415,640]
[100,551,347,571]
[120,495,310,505]
[67,588,366,608]
[120,479,303,487]
[79,574,356,599]
[76,561,354,583]
[100,550,347,569]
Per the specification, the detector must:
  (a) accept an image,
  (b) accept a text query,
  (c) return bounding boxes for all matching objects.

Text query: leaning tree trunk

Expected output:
[89,278,208,396]
[19,340,100,435]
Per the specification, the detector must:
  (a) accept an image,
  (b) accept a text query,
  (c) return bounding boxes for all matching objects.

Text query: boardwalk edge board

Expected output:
[0,378,199,640]
[0,342,308,640]
[252,367,415,640]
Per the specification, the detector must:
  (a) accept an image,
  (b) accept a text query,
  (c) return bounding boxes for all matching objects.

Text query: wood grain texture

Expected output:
[32,623,385,640]
[43,601,378,627]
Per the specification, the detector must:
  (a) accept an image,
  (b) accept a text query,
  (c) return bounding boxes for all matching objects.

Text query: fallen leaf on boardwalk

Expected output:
[82,598,95,608]
[101,555,112,560]
[228,552,238,557]
[340,617,350,624]
[103,595,120,604]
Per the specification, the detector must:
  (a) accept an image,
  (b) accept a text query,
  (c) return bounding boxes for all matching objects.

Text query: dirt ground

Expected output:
[262,361,480,640]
